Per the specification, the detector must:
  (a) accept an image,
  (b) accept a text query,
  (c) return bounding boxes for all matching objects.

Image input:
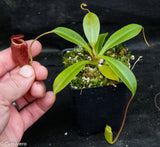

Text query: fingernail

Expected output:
[19,65,34,78]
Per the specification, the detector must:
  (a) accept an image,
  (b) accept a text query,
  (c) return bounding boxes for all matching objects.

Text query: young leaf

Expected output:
[53,60,92,95]
[95,33,108,55]
[52,27,93,56]
[99,65,119,82]
[100,56,137,95]
[83,12,100,49]
[99,24,143,55]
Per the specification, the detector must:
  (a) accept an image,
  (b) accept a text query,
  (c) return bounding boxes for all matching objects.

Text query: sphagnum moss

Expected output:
[63,44,135,89]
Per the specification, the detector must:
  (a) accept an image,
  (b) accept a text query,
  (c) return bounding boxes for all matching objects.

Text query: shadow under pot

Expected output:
[71,84,128,136]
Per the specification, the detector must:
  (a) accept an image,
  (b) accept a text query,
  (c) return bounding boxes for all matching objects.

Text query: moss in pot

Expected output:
[63,44,134,89]
[28,3,152,145]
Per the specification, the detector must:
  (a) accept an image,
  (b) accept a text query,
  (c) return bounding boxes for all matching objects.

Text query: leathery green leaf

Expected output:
[99,24,143,55]
[95,33,108,55]
[100,56,137,95]
[53,60,91,95]
[52,27,93,56]
[83,12,100,48]
[99,65,119,82]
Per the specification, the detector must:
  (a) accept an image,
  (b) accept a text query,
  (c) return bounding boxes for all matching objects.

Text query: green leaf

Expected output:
[52,27,93,56]
[95,33,108,55]
[83,12,100,49]
[100,56,137,95]
[99,65,119,81]
[53,60,91,95]
[99,24,143,55]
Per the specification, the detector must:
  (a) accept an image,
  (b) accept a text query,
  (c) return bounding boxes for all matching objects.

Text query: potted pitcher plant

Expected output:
[16,3,151,144]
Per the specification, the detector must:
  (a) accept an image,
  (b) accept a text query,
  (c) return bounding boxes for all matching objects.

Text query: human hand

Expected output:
[0,40,55,145]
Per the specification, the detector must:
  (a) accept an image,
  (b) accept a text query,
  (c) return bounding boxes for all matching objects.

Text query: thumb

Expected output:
[0,65,35,103]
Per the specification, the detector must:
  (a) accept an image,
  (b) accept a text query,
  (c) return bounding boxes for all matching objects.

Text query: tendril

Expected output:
[154,92,160,111]
[29,31,53,65]
[80,3,90,13]
[105,95,134,144]
[142,28,153,48]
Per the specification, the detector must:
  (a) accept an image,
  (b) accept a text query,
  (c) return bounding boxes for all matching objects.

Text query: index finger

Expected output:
[0,40,42,77]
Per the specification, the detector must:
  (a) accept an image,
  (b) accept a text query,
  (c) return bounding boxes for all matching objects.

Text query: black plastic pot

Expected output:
[62,48,128,136]
[71,84,127,136]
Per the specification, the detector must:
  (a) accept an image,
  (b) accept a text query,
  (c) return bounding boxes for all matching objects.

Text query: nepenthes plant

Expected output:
[10,3,152,144]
